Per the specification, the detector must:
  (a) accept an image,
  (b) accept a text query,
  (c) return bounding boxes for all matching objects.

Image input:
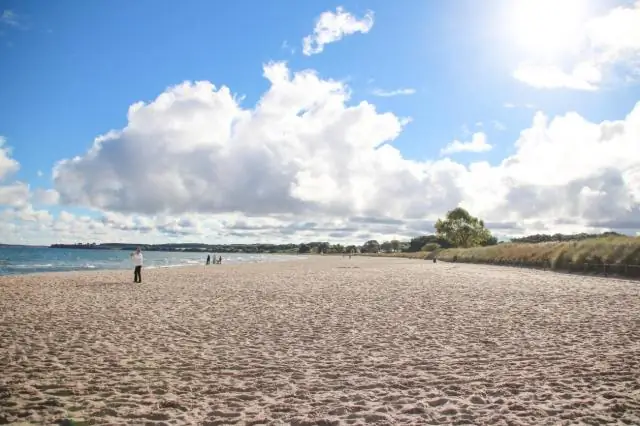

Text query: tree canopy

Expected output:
[361,240,380,253]
[434,207,493,248]
[510,231,623,244]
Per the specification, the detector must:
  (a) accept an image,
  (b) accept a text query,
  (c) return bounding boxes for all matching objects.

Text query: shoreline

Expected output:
[0,255,327,281]
[0,253,307,279]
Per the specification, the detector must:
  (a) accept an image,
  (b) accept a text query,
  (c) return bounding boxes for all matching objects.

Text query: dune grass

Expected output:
[365,236,640,277]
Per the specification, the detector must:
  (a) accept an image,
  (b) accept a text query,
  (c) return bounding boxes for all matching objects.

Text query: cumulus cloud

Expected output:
[0,63,637,245]
[515,1,640,90]
[586,1,640,59]
[0,137,30,209]
[0,137,58,214]
[0,136,20,181]
[32,188,60,205]
[0,182,30,208]
[302,7,374,56]
[371,88,416,97]
[0,204,429,246]
[1,204,53,224]
[53,62,444,219]
[440,132,492,155]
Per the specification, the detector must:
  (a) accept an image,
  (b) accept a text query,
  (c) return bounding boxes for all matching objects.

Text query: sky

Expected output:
[0,0,639,245]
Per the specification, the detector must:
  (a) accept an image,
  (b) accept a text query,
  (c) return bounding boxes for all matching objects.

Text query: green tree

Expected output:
[331,244,344,253]
[362,240,380,253]
[408,235,450,252]
[434,207,492,248]
[483,235,498,246]
[421,242,440,252]
[380,241,393,253]
[298,243,311,254]
[316,242,330,254]
[390,240,400,252]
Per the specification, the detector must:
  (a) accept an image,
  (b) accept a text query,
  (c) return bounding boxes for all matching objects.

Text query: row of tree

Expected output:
[301,208,498,254]
[51,208,624,255]
[299,208,624,254]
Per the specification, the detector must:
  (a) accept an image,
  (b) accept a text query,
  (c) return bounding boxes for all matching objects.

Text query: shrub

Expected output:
[421,242,440,252]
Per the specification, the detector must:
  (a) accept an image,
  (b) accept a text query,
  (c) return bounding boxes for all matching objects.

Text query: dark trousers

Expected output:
[134,265,142,283]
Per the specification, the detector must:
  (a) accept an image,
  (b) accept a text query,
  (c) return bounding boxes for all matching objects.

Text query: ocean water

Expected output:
[0,247,303,276]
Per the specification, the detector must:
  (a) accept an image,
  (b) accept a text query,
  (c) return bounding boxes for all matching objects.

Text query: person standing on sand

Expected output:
[206,254,210,265]
[130,247,143,283]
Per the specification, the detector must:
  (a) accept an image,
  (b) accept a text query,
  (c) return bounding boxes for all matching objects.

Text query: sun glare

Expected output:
[508,0,590,57]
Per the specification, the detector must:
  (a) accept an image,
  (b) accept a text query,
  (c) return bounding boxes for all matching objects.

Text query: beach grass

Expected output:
[366,236,640,276]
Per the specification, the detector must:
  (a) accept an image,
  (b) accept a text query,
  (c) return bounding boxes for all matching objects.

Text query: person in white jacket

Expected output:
[130,247,143,283]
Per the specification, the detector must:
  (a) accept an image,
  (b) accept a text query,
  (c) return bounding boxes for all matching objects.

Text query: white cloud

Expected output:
[440,132,492,155]
[302,7,374,56]
[0,137,31,209]
[513,62,601,91]
[36,170,43,177]
[0,137,58,213]
[50,64,640,238]
[371,88,416,97]
[2,204,53,224]
[0,62,635,245]
[515,1,640,90]
[0,182,30,208]
[53,62,419,219]
[33,188,59,205]
[0,136,20,181]
[586,1,640,58]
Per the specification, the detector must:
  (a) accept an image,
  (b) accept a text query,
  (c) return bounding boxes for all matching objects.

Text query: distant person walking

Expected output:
[218,256,222,265]
[130,247,143,283]
[206,254,211,265]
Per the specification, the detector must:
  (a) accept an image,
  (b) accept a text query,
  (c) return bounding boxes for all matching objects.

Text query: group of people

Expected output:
[128,247,223,284]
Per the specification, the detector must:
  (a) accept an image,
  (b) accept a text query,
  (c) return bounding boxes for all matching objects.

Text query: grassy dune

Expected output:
[369,236,640,277]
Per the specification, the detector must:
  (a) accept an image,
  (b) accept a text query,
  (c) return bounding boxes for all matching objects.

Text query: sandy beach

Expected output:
[1,256,639,425]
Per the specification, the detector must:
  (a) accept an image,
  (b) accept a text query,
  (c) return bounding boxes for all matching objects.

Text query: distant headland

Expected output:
[48,242,301,254]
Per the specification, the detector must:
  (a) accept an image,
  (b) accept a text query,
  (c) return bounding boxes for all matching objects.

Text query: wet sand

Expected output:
[1,256,639,425]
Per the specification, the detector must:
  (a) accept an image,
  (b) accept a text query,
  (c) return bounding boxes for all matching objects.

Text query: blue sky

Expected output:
[1,0,639,244]
[2,0,635,176]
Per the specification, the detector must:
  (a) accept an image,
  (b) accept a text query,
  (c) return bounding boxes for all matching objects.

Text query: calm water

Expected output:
[0,247,303,276]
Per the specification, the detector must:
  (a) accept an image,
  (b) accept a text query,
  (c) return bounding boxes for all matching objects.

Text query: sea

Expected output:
[0,247,303,276]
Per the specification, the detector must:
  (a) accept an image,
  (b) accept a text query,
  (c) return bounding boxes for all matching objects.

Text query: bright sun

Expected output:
[508,0,590,57]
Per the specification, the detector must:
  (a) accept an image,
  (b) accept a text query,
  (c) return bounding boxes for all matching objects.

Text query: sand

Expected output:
[1,256,639,426]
